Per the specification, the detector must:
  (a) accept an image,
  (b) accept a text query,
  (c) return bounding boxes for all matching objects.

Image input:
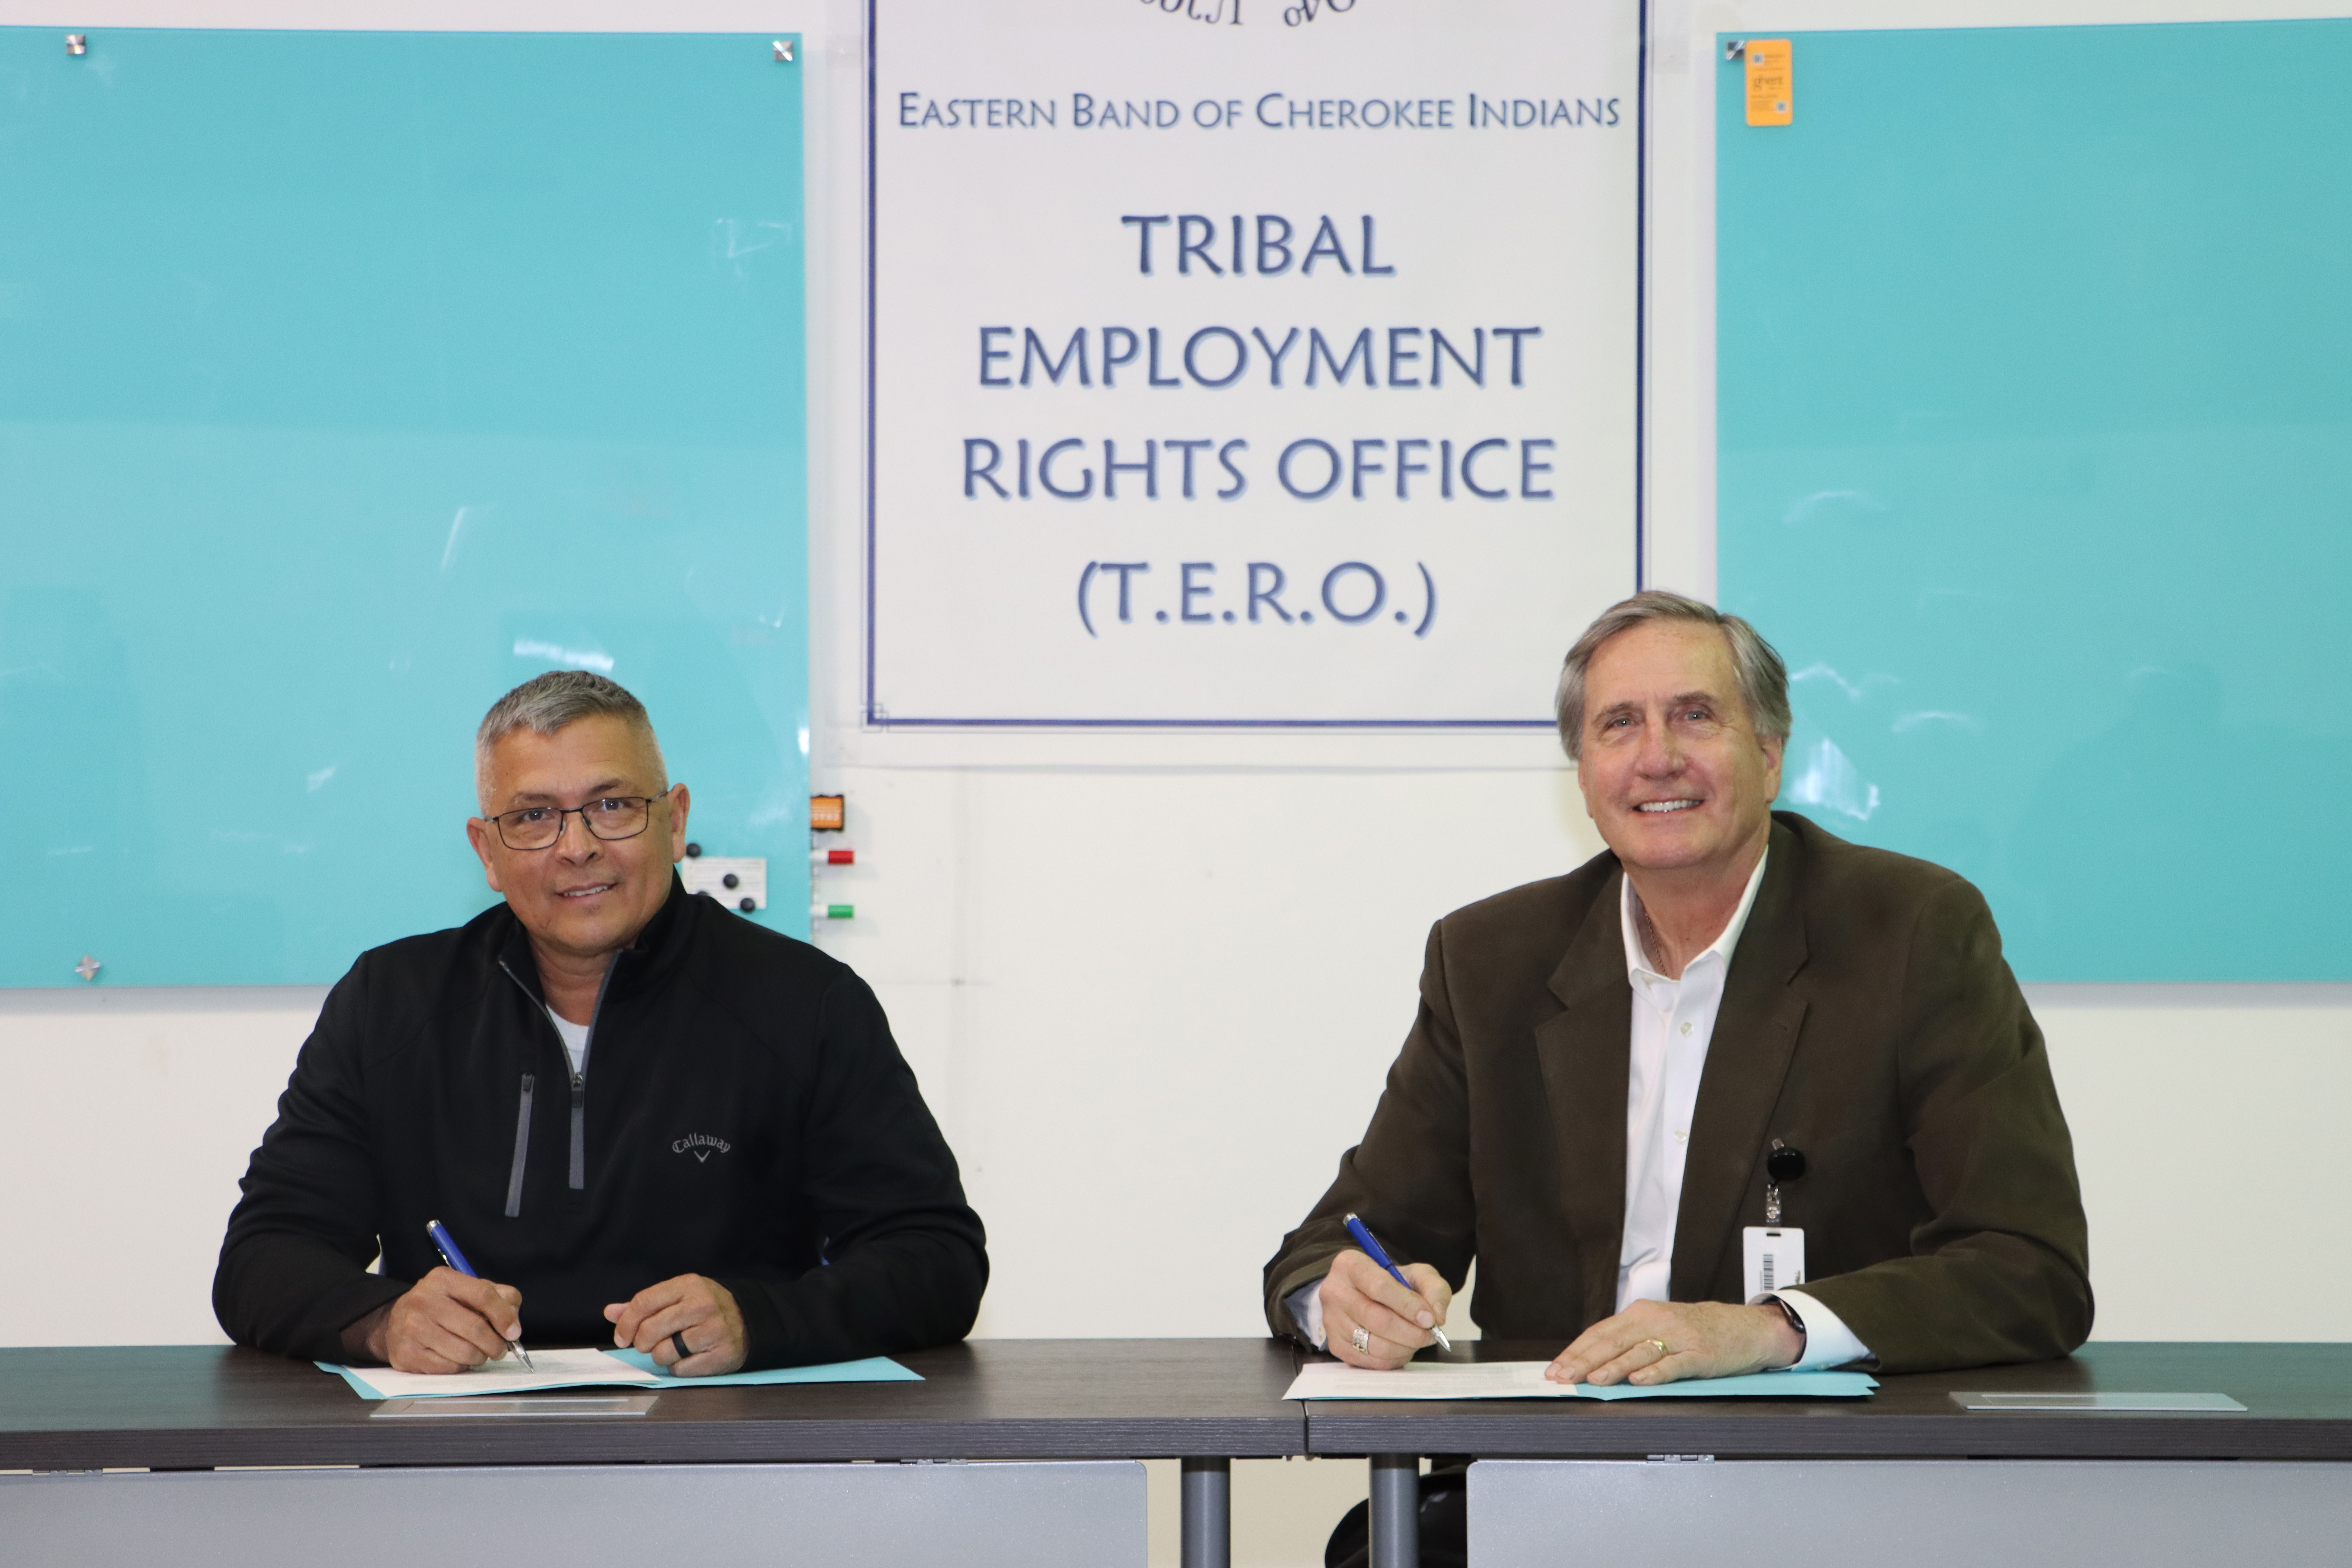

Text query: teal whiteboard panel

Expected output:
[0,29,810,985]
[1716,20,2352,981]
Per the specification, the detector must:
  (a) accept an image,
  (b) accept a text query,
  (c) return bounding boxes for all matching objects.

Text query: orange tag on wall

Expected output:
[1745,38,1792,126]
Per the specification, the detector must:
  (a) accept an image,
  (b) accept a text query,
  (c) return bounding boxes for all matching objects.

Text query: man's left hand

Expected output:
[1546,1300,1800,1387]
[604,1275,748,1376]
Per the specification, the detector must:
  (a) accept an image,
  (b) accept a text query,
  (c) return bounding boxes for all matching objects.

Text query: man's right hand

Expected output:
[1318,1248,1452,1369]
[348,1267,526,1373]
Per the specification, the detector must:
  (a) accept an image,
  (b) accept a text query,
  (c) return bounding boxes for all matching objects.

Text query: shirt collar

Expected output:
[1619,847,1772,986]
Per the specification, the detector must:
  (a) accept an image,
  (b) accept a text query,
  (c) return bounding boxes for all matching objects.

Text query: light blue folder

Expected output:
[1561,1369,1876,1401]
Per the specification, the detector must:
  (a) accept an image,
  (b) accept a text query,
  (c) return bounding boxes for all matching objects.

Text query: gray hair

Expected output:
[1553,590,1791,762]
[474,670,667,810]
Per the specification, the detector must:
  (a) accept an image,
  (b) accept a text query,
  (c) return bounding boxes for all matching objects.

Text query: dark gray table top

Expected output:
[1303,1341,2352,1460]
[11,1340,2349,1471]
[0,1339,1309,1470]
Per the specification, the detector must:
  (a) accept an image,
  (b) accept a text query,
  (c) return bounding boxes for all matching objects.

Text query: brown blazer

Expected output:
[1263,811,2092,1373]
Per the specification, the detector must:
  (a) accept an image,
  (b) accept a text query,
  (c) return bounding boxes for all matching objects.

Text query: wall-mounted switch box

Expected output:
[679,855,767,912]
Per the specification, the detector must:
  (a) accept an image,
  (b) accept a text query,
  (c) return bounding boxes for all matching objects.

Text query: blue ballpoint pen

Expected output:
[424,1218,533,1369]
[1343,1213,1452,1350]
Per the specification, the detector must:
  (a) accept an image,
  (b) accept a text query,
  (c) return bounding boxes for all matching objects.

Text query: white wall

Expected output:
[0,987,322,1346]
[4,1,2349,1562]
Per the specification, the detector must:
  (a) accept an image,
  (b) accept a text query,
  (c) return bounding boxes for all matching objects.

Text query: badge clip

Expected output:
[1745,1139,1810,1301]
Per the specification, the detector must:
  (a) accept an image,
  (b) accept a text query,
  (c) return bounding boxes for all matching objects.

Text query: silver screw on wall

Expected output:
[65,33,87,55]
[773,39,794,63]
[73,955,101,982]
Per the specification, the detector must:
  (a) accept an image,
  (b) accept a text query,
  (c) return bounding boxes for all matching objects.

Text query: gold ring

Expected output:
[1645,1338,1670,1357]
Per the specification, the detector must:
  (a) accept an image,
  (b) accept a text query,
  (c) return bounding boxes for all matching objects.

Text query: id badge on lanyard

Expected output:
[1743,1225,1804,1299]
[1745,1137,1809,1300]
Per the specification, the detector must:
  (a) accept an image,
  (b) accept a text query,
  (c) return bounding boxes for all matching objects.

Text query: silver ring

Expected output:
[1351,1326,1371,1353]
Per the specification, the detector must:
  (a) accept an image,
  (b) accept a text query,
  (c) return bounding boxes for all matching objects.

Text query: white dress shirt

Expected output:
[1615,853,1765,1312]
[1291,850,1871,1371]
[1617,852,1867,1370]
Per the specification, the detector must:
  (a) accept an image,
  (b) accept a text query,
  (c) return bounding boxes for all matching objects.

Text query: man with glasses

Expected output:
[215,671,986,1375]
[1265,592,2089,1568]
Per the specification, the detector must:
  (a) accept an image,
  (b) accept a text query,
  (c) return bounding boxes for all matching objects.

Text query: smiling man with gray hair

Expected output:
[216,670,986,1376]
[1266,591,2091,1568]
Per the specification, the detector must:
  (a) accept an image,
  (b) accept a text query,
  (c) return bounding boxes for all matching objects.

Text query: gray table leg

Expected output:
[1369,1454,1419,1568]
[1180,1457,1231,1568]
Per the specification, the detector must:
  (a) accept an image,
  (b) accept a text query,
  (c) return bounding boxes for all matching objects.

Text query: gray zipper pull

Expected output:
[569,1070,587,1191]
[502,1074,535,1219]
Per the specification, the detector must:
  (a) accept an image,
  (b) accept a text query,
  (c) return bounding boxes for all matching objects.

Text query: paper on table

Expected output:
[319,1347,656,1400]
[1283,1360,1877,1401]
[317,1347,922,1400]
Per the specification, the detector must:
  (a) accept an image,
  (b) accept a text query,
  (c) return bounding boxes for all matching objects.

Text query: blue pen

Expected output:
[425,1218,533,1369]
[1343,1213,1452,1350]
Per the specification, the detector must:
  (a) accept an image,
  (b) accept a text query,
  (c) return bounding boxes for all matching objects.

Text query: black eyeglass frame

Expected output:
[486,791,670,852]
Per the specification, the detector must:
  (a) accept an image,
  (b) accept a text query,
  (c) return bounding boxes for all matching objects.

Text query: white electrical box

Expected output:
[679,856,767,912]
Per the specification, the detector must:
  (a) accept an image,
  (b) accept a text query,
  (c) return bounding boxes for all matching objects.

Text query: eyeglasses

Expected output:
[488,795,664,851]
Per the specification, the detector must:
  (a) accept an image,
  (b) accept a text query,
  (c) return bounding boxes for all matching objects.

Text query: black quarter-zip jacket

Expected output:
[214,875,987,1369]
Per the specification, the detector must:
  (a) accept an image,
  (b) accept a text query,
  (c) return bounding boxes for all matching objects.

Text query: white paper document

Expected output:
[329,1347,660,1401]
[1288,1361,1562,1401]
[1283,1361,1877,1402]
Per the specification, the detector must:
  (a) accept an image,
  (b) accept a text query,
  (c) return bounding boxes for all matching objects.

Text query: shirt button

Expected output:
[1673,1129,1688,1142]
[1679,1021,1693,1036]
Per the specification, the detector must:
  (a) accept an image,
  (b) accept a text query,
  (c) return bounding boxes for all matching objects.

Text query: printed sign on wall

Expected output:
[869,0,1640,726]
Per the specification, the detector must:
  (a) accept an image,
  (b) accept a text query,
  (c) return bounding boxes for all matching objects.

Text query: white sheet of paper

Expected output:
[343,1347,661,1400]
[1286,1362,1567,1401]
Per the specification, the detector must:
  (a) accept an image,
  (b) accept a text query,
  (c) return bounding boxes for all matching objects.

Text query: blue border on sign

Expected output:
[862,0,1649,729]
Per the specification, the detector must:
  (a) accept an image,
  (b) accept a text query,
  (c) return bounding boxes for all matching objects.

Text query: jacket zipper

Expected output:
[502,1074,535,1219]
[500,954,620,1204]
[569,1068,588,1191]
[570,958,619,1192]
